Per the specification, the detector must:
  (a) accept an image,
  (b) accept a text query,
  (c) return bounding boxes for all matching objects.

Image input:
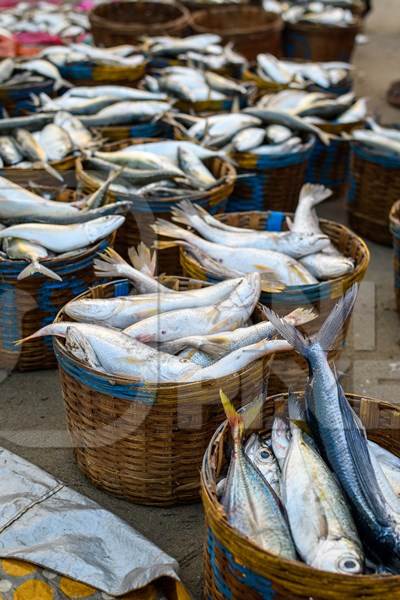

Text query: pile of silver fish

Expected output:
[143,65,249,104]
[175,108,327,154]
[255,53,352,90]
[0,175,127,280]
[0,57,70,91]
[143,34,248,74]
[0,111,95,176]
[263,1,359,26]
[153,184,355,282]
[0,0,91,39]
[220,285,400,575]
[257,89,368,126]
[35,85,172,127]
[21,244,312,382]
[39,42,146,69]
[351,118,400,158]
[82,140,227,200]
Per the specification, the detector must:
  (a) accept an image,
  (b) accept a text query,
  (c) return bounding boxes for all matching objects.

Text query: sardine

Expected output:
[245,434,282,498]
[53,111,93,151]
[177,146,216,188]
[63,85,168,101]
[0,136,22,165]
[16,58,70,90]
[15,128,63,181]
[3,237,61,281]
[244,107,330,145]
[39,123,73,162]
[231,127,266,152]
[79,101,171,127]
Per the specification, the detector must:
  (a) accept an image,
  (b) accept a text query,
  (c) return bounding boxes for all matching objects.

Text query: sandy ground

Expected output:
[1,3,400,598]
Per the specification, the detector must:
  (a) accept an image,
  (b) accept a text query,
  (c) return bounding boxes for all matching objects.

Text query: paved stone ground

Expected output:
[0,3,399,597]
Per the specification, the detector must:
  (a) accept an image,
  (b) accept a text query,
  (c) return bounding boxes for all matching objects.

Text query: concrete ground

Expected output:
[1,2,400,598]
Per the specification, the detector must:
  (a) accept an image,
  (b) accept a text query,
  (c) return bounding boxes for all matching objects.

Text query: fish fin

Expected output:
[220,389,244,444]
[153,240,181,250]
[283,307,317,327]
[55,77,73,91]
[311,284,358,352]
[291,262,316,284]
[241,393,265,432]
[151,218,190,241]
[93,247,128,278]
[65,326,102,370]
[286,216,293,231]
[41,161,64,182]
[17,261,62,282]
[299,183,333,207]
[255,267,285,291]
[263,306,310,358]
[170,200,195,227]
[128,242,156,277]
[337,380,389,523]
[15,324,64,346]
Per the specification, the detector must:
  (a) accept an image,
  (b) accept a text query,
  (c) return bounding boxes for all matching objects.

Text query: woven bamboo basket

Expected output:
[76,138,236,274]
[283,20,361,62]
[202,391,400,600]
[0,153,77,187]
[189,7,283,62]
[97,120,173,142]
[226,136,315,213]
[0,189,113,373]
[389,200,400,313]
[306,120,364,200]
[0,77,55,116]
[53,277,272,506]
[89,1,190,47]
[180,210,369,394]
[348,141,400,246]
[58,60,146,87]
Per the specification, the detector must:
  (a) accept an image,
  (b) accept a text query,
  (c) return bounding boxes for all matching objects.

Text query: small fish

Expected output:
[79,101,171,127]
[93,149,183,176]
[245,434,282,498]
[177,146,216,189]
[64,85,168,101]
[3,237,61,281]
[16,128,64,181]
[244,107,331,145]
[219,391,296,558]
[53,111,93,151]
[39,123,73,162]
[300,253,354,279]
[352,129,400,158]
[16,59,70,90]
[272,416,291,470]
[0,136,22,165]
[231,127,266,152]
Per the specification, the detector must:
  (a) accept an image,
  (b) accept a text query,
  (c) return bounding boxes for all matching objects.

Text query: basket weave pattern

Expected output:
[283,20,360,62]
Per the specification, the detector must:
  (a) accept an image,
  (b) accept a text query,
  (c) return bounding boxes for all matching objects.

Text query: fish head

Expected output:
[85,215,125,244]
[271,416,291,466]
[293,232,330,255]
[65,299,121,323]
[320,256,355,279]
[313,538,363,574]
[245,434,276,472]
[232,272,261,309]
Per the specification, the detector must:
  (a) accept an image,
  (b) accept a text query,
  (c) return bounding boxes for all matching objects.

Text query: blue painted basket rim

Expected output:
[352,140,400,168]
[53,277,268,398]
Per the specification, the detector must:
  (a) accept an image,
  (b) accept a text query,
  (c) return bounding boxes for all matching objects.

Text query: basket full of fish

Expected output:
[141,65,251,114]
[175,107,319,212]
[34,84,174,142]
[244,53,353,96]
[89,1,190,48]
[189,6,284,62]
[389,200,400,314]
[40,43,147,87]
[0,177,127,372]
[158,184,369,392]
[143,33,248,80]
[348,121,400,246]
[278,0,361,62]
[76,138,236,274]
[203,292,400,598]
[0,110,98,186]
[32,258,291,505]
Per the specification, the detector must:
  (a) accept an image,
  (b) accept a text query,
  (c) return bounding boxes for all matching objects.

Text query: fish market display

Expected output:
[142,65,249,104]
[153,184,355,282]
[264,1,360,26]
[217,288,400,575]
[23,244,298,382]
[351,119,400,158]
[40,43,146,69]
[0,176,127,280]
[143,34,248,74]
[0,57,70,92]
[255,53,352,90]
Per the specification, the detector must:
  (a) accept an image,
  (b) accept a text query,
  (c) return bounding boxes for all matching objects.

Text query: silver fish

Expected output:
[80,101,171,127]
[64,85,167,101]
[245,434,282,498]
[177,146,216,188]
[300,253,354,279]
[0,135,22,165]
[231,127,266,152]
[53,111,93,151]
[39,123,73,162]
[244,107,330,145]
[3,237,61,281]
[15,128,63,181]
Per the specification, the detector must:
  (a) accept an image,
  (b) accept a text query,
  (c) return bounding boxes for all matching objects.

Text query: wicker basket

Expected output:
[202,391,400,600]
[0,189,113,373]
[53,277,272,506]
[180,210,369,394]
[89,1,190,47]
[389,200,400,313]
[348,141,400,246]
[283,20,361,62]
[226,137,315,213]
[189,7,283,62]
[0,78,55,116]
[97,120,173,142]
[59,60,146,87]
[0,154,77,187]
[76,138,236,274]
[306,120,363,200]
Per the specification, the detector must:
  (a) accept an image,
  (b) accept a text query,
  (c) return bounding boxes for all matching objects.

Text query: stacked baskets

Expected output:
[180,210,369,393]
[202,392,400,599]
[390,200,400,313]
[54,278,272,506]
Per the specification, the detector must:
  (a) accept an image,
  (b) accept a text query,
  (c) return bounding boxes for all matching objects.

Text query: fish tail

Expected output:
[311,283,358,352]
[94,247,128,278]
[283,307,317,327]
[220,390,244,444]
[17,261,62,282]
[41,161,64,182]
[171,199,199,227]
[153,240,182,250]
[299,183,332,207]
[128,242,156,276]
[263,306,310,358]
[15,324,63,346]
[55,78,73,91]
[151,218,192,241]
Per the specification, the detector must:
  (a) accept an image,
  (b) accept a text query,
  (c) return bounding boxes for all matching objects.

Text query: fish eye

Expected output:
[337,557,360,573]
[258,449,271,461]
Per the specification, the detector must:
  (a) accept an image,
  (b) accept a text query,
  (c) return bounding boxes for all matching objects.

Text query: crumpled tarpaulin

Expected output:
[0,448,190,598]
